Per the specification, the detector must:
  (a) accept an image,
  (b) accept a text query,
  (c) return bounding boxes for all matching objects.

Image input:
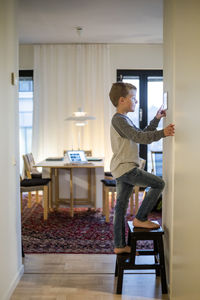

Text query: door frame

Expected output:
[117,69,163,168]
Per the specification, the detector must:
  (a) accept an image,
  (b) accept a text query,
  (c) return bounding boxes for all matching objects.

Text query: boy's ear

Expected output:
[118,96,125,104]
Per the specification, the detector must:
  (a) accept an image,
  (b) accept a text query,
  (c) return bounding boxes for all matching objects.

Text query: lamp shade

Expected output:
[64,107,96,122]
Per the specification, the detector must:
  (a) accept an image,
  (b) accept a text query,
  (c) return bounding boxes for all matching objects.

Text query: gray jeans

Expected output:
[114,167,165,248]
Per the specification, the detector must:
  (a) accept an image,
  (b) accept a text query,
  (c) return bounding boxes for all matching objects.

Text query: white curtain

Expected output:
[32,44,113,170]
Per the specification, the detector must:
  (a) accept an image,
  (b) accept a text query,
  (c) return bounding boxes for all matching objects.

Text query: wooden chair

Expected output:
[22,153,51,209]
[23,153,42,179]
[20,177,51,221]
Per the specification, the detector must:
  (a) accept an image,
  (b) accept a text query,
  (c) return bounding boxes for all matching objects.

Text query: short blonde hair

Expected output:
[109,82,137,107]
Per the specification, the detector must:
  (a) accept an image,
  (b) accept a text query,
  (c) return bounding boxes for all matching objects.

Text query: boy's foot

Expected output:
[133,218,160,229]
[114,246,139,256]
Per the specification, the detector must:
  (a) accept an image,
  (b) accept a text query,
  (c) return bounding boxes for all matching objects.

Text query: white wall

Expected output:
[0,0,23,299]
[163,0,200,299]
[110,44,163,82]
[19,44,34,70]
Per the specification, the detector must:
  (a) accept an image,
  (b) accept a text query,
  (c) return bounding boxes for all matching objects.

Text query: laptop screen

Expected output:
[67,150,87,163]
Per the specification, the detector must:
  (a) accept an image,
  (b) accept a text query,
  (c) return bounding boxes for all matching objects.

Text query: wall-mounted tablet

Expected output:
[163,92,168,110]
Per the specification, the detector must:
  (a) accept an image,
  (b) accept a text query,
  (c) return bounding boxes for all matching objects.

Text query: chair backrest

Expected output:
[151,151,163,177]
[23,153,40,179]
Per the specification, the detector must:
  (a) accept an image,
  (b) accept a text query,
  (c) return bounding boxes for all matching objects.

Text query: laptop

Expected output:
[65,150,89,164]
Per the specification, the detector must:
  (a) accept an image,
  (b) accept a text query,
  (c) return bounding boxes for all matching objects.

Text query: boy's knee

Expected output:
[160,179,165,190]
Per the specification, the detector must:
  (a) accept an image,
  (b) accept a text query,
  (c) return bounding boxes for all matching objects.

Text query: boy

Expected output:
[109,82,175,254]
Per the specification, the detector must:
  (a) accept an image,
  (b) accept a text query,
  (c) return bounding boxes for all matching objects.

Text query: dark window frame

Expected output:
[117,69,163,168]
[19,70,34,78]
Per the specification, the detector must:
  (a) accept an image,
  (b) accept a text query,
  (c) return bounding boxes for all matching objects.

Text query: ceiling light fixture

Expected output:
[65,107,96,149]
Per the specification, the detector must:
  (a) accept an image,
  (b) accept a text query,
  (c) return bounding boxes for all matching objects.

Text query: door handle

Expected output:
[139,108,143,122]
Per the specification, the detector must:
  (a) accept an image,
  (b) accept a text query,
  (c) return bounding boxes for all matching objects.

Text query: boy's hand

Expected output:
[164,124,175,136]
[156,105,167,119]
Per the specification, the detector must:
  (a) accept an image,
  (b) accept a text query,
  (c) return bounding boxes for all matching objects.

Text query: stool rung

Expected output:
[137,250,156,255]
[119,263,160,270]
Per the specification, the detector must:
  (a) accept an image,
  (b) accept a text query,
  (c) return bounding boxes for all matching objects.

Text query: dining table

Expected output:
[35,159,104,217]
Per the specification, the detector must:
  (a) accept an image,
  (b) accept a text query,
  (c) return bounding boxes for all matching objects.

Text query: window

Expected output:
[19,70,34,173]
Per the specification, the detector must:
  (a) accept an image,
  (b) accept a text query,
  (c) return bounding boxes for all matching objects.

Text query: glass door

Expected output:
[117,70,163,171]
[147,77,163,173]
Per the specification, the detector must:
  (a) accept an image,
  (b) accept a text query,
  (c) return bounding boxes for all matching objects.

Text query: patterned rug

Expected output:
[21,195,162,254]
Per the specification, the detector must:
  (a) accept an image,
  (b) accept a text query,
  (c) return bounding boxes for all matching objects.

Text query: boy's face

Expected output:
[123,89,138,113]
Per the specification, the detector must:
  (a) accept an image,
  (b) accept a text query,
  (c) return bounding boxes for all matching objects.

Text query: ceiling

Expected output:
[19,0,163,44]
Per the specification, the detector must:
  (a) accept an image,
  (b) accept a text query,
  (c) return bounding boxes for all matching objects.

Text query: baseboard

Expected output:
[2,264,24,300]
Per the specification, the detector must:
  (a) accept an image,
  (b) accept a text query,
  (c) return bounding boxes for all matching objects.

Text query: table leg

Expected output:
[93,168,96,210]
[55,168,59,210]
[48,168,53,211]
[70,168,74,217]
[43,185,48,221]
[88,168,92,206]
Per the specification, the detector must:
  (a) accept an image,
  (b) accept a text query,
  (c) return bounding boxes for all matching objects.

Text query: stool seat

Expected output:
[128,220,164,235]
[115,220,167,295]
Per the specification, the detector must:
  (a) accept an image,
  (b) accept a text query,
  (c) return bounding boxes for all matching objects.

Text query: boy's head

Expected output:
[109,82,137,108]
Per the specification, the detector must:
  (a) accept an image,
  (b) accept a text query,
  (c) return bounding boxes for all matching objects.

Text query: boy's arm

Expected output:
[112,114,165,145]
[143,117,160,132]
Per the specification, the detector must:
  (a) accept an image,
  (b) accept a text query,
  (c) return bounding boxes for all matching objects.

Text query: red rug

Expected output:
[22,195,162,254]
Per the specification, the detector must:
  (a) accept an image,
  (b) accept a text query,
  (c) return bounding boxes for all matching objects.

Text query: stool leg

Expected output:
[116,265,124,294]
[127,228,131,246]
[158,236,168,294]
[115,257,118,277]
[154,240,160,276]
[130,237,137,265]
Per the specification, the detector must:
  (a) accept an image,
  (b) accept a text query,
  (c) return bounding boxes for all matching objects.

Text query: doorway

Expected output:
[117,70,163,173]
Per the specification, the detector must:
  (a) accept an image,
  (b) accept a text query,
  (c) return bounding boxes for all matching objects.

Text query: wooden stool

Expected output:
[115,221,168,295]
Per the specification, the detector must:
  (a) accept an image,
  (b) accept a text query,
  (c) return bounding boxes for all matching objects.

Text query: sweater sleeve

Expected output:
[112,114,165,145]
[143,117,160,132]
